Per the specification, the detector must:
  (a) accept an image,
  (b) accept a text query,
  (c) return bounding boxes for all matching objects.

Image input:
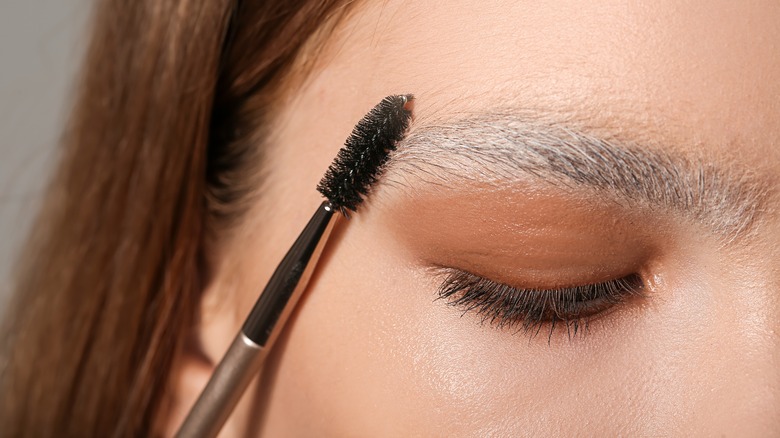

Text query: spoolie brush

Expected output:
[317,94,414,214]
[176,94,414,438]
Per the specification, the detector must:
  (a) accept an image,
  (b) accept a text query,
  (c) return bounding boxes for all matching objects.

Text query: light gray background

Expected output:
[0,1,90,307]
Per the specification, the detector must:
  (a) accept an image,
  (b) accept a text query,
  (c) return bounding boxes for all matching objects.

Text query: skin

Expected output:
[167,1,780,436]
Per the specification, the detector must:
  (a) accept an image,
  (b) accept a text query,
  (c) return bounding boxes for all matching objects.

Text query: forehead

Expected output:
[302,1,779,177]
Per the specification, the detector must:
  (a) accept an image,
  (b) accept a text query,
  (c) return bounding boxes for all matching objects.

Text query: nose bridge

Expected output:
[714,258,780,427]
[725,317,780,430]
[733,313,780,419]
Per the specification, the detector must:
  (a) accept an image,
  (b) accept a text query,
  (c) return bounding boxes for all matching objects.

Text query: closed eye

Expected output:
[435,268,646,342]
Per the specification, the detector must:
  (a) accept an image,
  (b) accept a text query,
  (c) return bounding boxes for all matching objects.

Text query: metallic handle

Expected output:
[241,202,336,346]
[175,202,337,438]
[175,333,265,438]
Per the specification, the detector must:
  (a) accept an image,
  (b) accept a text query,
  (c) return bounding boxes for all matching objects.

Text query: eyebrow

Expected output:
[381,111,769,244]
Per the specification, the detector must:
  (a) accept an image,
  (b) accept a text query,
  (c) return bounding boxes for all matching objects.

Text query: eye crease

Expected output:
[435,267,646,341]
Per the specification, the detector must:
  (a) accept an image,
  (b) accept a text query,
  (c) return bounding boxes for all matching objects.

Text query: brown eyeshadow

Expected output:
[373,184,665,288]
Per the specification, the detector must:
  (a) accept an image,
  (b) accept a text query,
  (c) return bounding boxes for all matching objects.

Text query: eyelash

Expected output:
[436,269,645,341]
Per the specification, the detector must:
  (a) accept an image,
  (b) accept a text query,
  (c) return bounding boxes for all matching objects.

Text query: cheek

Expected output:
[258,212,774,436]
[258,212,652,435]
[262,214,541,434]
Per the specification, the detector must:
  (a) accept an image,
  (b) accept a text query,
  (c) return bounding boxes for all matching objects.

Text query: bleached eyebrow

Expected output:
[381,111,769,244]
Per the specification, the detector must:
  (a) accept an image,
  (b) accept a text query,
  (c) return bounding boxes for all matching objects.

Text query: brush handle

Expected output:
[242,202,336,346]
[175,333,264,438]
[176,202,337,438]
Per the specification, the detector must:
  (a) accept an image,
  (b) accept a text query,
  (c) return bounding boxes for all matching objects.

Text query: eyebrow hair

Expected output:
[382,111,769,244]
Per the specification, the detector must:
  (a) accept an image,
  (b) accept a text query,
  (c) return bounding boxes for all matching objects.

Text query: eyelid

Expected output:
[433,267,646,340]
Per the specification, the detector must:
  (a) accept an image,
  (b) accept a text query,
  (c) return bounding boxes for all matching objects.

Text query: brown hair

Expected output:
[0,0,354,436]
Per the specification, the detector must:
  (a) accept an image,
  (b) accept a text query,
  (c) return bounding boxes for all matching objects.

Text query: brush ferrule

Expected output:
[242,201,337,346]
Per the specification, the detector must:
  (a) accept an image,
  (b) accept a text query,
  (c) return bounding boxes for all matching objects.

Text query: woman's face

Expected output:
[195,1,780,435]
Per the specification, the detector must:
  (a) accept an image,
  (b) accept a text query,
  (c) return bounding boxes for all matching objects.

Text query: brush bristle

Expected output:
[316,94,414,213]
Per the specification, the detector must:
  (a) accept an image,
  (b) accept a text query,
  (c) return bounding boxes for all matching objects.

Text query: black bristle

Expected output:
[316,94,414,214]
